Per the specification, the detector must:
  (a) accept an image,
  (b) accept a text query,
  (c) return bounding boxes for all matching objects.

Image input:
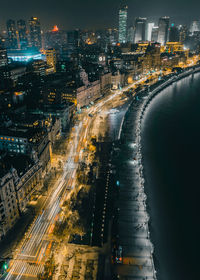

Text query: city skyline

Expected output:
[0,0,200,31]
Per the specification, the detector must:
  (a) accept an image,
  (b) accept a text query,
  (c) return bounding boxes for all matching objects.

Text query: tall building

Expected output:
[151,26,159,42]
[157,17,170,45]
[169,24,179,42]
[146,22,155,41]
[0,48,8,67]
[127,26,135,43]
[67,30,80,50]
[6,19,18,49]
[179,25,188,43]
[46,48,57,72]
[29,17,42,50]
[17,20,28,49]
[190,20,200,35]
[118,5,128,43]
[134,17,146,43]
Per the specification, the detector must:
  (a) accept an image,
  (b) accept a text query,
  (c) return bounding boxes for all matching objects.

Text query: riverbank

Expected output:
[110,64,200,280]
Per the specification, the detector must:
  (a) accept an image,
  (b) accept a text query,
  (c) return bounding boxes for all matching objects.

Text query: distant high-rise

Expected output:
[17,20,28,49]
[151,26,159,42]
[118,5,128,43]
[190,20,200,35]
[169,24,179,42]
[179,25,188,43]
[146,23,155,41]
[67,30,80,50]
[0,47,8,67]
[6,19,18,49]
[127,26,135,43]
[157,16,170,45]
[29,17,42,50]
[134,17,146,43]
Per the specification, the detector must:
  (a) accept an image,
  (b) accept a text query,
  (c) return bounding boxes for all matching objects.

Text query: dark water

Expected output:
[141,72,200,280]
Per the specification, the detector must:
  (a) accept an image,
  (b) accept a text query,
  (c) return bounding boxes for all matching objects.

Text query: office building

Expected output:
[134,17,146,43]
[6,19,18,49]
[118,5,128,43]
[179,25,188,43]
[190,20,200,35]
[29,17,42,50]
[46,48,57,72]
[127,26,135,43]
[151,26,159,42]
[0,48,8,67]
[17,20,28,49]
[146,22,155,41]
[157,16,170,45]
[169,24,179,42]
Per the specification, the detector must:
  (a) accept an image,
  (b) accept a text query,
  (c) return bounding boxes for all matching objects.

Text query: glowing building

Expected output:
[118,5,128,43]
[7,49,42,62]
[46,48,57,72]
[29,17,42,50]
[157,17,170,45]
[146,22,155,41]
[134,17,147,43]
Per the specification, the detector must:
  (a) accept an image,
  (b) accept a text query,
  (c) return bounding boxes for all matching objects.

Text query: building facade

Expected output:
[134,17,147,43]
[118,5,128,43]
[157,17,170,45]
[29,17,42,50]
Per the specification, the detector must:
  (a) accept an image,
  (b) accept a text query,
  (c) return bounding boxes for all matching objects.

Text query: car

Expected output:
[112,245,123,264]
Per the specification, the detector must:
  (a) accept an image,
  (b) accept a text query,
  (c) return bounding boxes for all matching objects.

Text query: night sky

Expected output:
[0,0,200,31]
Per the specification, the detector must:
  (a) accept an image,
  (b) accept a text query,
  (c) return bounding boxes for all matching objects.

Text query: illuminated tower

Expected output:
[17,20,28,49]
[46,48,57,72]
[134,17,147,43]
[146,22,155,41]
[118,4,128,43]
[6,19,18,49]
[157,16,170,45]
[29,17,42,50]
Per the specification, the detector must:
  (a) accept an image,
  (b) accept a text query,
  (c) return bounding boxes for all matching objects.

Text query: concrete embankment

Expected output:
[111,65,200,280]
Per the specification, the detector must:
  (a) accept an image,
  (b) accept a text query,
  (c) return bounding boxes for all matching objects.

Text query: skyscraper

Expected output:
[6,19,18,49]
[118,5,128,43]
[151,26,159,42]
[157,17,170,45]
[17,20,28,49]
[29,17,42,50]
[134,17,146,43]
[179,25,188,43]
[189,20,200,35]
[146,22,155,41]
[169,24,179,42]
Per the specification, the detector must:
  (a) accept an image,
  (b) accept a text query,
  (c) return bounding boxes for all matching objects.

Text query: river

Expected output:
[141,72,200,280]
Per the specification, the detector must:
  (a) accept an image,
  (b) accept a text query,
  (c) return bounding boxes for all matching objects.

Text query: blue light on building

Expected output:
[7,50,43,62]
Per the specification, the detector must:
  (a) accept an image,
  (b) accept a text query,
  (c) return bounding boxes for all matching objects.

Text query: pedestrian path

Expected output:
[113,100,157,280]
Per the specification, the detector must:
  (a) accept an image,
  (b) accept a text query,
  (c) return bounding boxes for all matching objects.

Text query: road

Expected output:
[2,74,159,280]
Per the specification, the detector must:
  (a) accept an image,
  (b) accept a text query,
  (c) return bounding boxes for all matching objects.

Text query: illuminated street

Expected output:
[1,79,144,280]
